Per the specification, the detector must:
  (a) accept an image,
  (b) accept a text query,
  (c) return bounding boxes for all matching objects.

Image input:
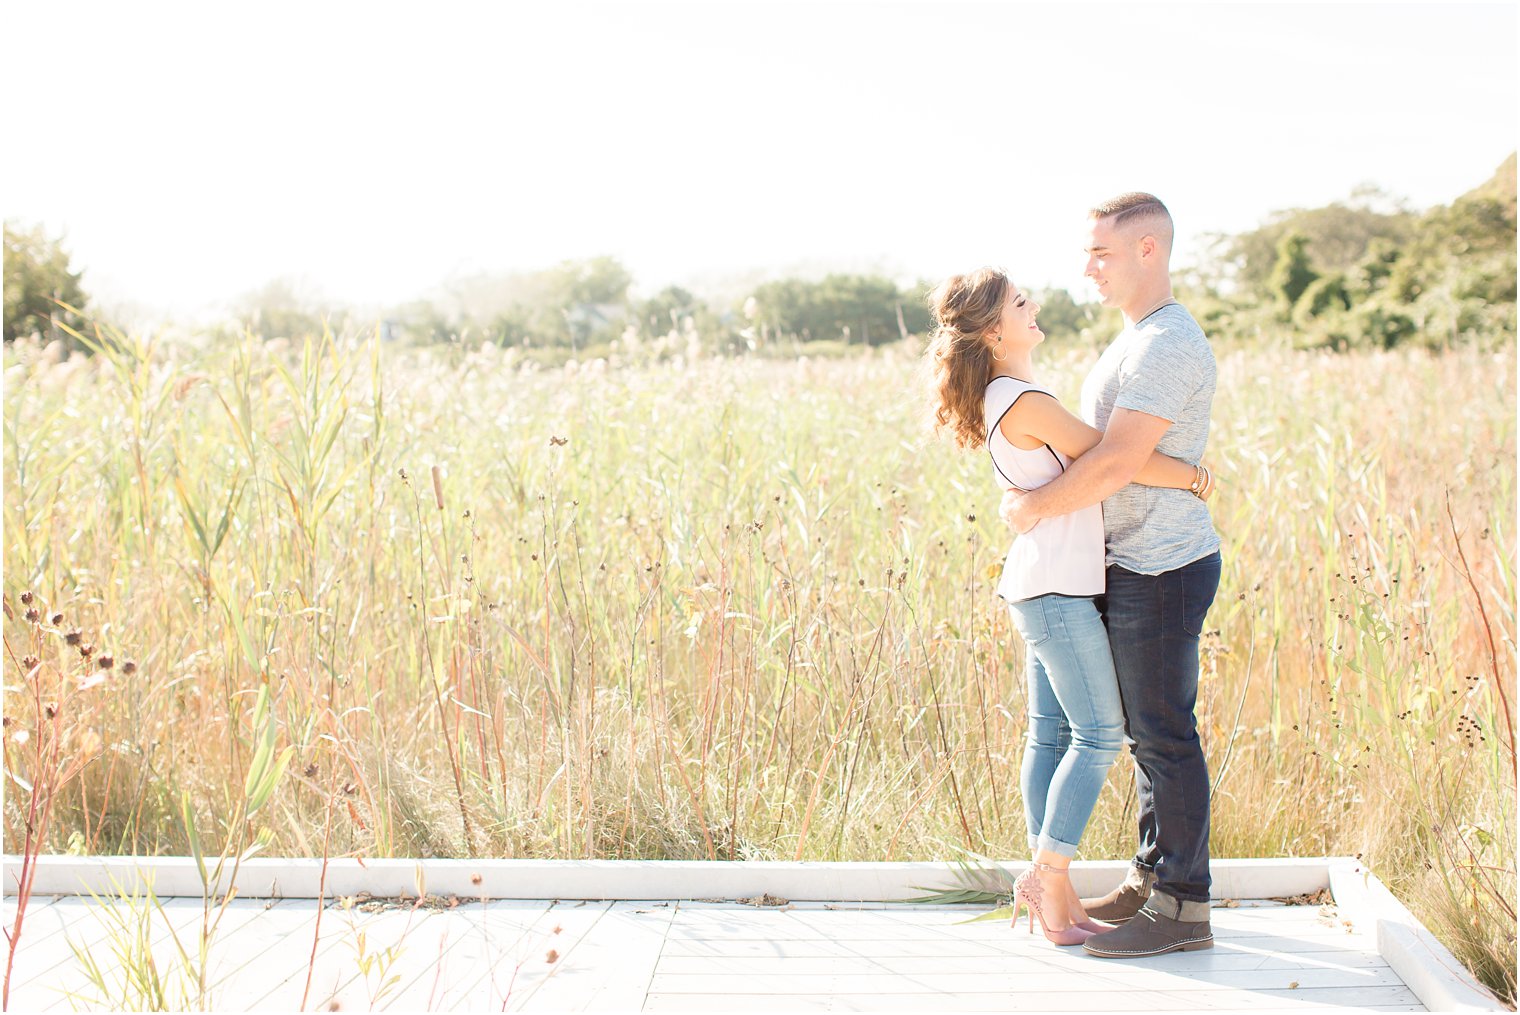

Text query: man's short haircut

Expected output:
[1090,192,1173,248]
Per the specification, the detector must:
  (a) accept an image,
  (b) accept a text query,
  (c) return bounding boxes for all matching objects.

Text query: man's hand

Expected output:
[1000,488,1039,534]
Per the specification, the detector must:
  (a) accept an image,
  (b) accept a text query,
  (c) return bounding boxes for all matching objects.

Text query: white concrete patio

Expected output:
[2,858,1504,1012]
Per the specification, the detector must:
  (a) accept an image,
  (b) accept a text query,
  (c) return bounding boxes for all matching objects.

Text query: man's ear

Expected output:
[1138,234,1157,261]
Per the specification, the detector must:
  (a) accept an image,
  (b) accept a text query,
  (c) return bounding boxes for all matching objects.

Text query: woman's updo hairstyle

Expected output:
[925,267,1009,449]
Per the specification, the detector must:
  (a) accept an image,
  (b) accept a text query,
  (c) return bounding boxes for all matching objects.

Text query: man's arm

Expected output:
[1001,408,1173,532]
[1001,393,1208,492]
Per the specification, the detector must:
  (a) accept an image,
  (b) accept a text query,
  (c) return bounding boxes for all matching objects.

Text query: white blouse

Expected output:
[984,376,1106,602]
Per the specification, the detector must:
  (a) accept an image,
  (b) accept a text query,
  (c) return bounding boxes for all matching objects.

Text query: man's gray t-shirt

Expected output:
[1080,303,1220,574]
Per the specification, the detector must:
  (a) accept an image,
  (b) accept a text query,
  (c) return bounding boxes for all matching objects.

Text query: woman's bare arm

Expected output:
[997,391,1210,495]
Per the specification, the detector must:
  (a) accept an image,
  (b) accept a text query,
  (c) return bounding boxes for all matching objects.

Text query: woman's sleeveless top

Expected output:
[984,376,1106,602]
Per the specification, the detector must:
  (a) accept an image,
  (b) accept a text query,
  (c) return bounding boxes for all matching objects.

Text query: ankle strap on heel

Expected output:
[1028,861,1070,875]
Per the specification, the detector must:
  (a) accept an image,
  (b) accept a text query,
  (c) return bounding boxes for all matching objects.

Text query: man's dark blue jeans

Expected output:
[1100,550,1222,906]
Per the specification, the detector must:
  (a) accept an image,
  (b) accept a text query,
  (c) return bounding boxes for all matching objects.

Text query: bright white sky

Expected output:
[3,0,1515,319]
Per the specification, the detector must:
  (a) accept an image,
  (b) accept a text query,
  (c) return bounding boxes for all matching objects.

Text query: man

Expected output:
[1000,192,1222,959]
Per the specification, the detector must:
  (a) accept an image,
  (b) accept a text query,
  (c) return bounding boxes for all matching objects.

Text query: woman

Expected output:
[926,268,1213,946]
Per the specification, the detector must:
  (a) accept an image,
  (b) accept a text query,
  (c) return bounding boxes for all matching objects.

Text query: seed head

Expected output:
[64,629,83,646]
[19,591,33,605]
[24,608,40,623]
[22,655,39,672]
[97,655,114,670]
[50,613,63,626]
[79,643,95,658]
[44,703,58,720]
[121,661,137,676]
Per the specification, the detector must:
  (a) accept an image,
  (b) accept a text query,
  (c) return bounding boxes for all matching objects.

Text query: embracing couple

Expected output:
[928,193,1222,959]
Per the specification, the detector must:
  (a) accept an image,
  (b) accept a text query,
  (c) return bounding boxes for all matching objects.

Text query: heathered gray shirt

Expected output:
[1080,303,1221,574]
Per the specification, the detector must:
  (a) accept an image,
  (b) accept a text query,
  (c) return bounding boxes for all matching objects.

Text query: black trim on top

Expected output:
[991,452,1023,492]
[985,377,1059,490]
[984,379,1054,445]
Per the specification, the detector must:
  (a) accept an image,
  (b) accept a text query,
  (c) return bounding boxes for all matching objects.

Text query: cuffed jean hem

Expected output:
[1034,834,1080,859]
[1147,888,1212,920]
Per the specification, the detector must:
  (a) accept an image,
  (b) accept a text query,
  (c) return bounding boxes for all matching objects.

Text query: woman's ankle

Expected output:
[1031,850,1072,874]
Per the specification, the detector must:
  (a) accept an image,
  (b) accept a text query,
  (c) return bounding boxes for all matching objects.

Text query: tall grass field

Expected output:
[3,329,1514,1000]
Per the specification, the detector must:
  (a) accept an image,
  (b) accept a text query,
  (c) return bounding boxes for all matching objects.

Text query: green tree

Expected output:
[749,273,923,346]
[1351,301,1418,349]
[1267,233,1319,316]
[554,256,633,308]
[897,280,935,338]
[1193,156,1513,349]
[4,223,88,343]
[1027,287,1103,344]
[390,299,459,343]
[1351,238,1402,297]
[233,276,343,339]
[1205,190,1416,298]
[464,256,634,349]
[1293,272,1351,328]
[636,285,700,336]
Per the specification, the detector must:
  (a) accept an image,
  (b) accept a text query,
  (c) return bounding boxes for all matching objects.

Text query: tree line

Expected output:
[1188,153,1515,350]
[6,155,1513,356]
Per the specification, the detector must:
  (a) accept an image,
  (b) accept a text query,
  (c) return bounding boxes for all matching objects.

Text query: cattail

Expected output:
[431,465,445,510]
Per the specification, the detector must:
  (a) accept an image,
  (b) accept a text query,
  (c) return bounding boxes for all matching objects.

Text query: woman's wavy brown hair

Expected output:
[925,267,1009,449]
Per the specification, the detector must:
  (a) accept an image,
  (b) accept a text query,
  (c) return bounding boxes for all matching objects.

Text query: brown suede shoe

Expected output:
[1082,892,1213,958]
[1079,864,1156,923]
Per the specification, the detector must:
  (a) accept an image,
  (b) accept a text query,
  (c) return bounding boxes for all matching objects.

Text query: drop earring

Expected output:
[991,336,1008,362]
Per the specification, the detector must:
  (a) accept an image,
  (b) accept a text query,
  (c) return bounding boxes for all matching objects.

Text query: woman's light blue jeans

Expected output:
[1006,594,1124,858]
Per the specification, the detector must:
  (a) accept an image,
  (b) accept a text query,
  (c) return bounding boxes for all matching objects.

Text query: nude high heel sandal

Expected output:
[1011,862,1096,946]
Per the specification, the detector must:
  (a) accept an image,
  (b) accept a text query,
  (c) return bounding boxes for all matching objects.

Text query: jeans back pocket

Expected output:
[1008,599,1053,646]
